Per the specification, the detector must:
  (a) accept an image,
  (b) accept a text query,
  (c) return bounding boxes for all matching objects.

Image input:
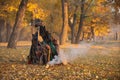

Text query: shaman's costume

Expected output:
[28,19,59,64]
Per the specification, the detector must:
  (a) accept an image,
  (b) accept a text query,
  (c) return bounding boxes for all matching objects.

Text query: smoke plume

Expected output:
[47,42,92,66]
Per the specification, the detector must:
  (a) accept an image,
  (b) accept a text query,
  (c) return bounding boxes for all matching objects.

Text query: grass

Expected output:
[0,41,120,80]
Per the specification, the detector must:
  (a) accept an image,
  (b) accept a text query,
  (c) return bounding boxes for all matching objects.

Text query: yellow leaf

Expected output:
[11,64,16,69]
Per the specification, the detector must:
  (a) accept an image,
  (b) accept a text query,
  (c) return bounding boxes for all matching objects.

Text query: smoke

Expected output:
[47,42,92,66]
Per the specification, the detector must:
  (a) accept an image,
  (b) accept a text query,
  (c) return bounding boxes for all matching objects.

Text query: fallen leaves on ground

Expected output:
[0,41,120,80]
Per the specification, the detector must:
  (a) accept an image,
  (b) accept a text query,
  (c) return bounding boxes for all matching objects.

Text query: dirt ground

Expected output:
[0,41,120,80]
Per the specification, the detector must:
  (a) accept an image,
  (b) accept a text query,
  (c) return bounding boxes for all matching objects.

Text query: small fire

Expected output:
[62,60,68,65]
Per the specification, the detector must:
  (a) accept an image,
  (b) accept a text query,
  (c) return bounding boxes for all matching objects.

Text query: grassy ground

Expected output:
[0,41,120,80]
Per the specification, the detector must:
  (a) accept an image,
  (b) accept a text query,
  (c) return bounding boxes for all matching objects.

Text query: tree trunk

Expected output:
[0,19,4,42]
[70,5,78,43]
[91,26,95,41]
[75,0,85,43]
[7,0,28,48]
[0,19,6,42]
[60,0,69,45]
[71,24,75,43]
[6,22,12,42]
[81,32,84,41]
[50,14,54,32]
[115,32,118,40]
[18,27,24,41]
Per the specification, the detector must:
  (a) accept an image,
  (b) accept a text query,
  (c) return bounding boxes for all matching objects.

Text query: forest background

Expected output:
[0,0,120,48]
